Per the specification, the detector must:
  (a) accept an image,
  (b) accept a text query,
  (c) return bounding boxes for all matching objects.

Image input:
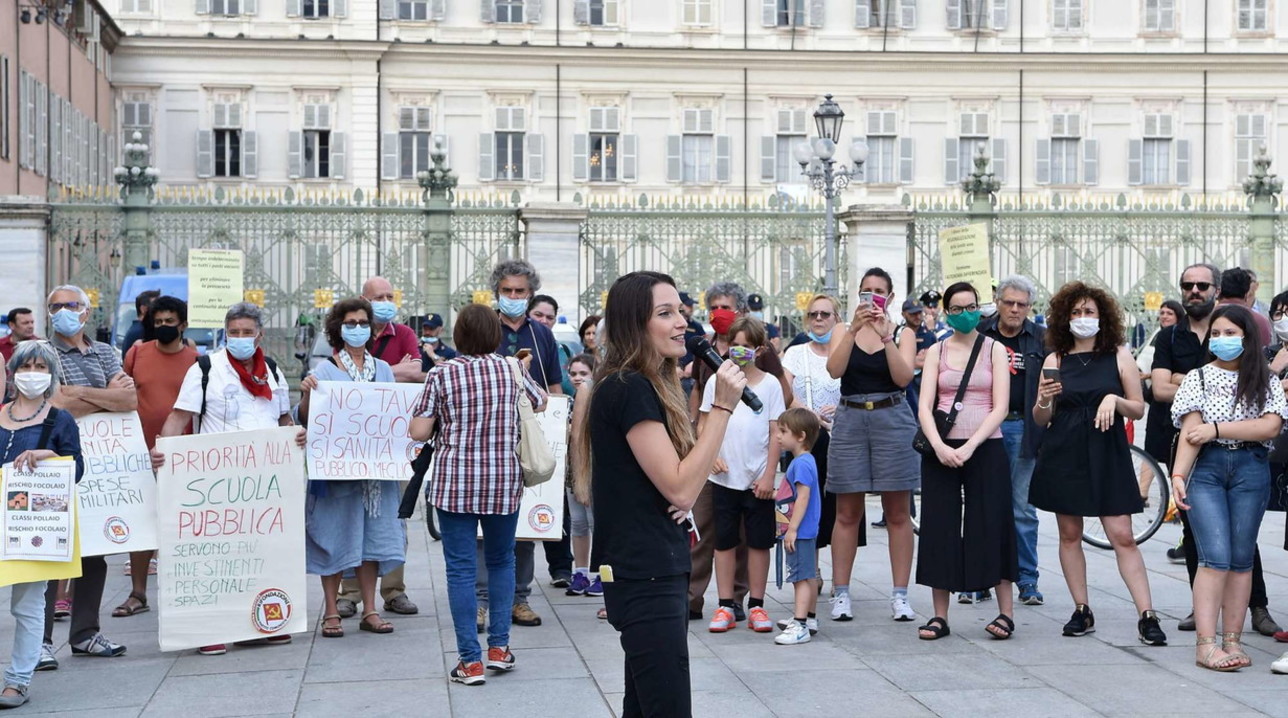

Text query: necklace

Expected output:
[7,399,47,423]
[1070,352,1094,367]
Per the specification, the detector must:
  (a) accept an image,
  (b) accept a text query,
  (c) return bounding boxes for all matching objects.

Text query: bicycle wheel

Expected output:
[1082,445,1169,549]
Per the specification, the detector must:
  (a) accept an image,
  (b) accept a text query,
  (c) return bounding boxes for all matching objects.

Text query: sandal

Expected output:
[986,614,1015,640]
[321,614,344,638]
[918,616,950,640]
[1221,632,1253,668]
[1195,636,1241,672]
[112,592,149,618]
[359,611,394,634]
[596,607,608,620]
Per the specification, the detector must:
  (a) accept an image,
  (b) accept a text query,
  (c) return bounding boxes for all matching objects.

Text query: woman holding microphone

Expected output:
[573,271,746,718]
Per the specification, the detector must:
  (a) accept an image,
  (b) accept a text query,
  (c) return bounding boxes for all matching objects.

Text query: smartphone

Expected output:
[515,348,532,360]
[1042,367,1061,383]
[871,294,888,312]
[857,291,874,306]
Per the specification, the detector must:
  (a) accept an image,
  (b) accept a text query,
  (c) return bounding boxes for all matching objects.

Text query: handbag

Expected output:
[506,357,557,487]
[912,334,986,458]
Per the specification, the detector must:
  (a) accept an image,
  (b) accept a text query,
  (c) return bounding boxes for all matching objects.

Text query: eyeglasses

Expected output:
[1180,281,1213,292]
[48,302,84,312]
[999,300,1031,310]
[945,304,979,315]
[807,311,833,320]
[341,321,371,329]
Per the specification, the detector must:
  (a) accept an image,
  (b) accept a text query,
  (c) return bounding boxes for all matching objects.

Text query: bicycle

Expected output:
[1081,444,1170,549]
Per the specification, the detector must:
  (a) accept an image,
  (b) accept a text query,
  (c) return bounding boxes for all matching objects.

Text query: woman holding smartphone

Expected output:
[573,271,746,717]
[1029,282,1167,646]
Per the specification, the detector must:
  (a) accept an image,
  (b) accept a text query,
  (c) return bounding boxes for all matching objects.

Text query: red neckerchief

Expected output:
[229,348,273,401]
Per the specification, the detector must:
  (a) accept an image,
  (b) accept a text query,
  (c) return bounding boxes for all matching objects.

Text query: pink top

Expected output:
[935,337,1003,440]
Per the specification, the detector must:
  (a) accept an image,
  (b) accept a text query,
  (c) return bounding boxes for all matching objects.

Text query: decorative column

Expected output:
[113,131,159,274]
[519,203,588,325]
[0,198,51,328]
[1242,145,1282,305]
[837,205,915,310]
[417,138,457,330]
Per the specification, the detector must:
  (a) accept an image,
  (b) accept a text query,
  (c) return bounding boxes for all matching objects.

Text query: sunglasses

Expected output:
[807,311,833,320]
[1180,281,1212,292]
[341,321,371,329]
[48,302,84,312]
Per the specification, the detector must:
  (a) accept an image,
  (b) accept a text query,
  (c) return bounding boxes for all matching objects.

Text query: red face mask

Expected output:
[710,308,737,336]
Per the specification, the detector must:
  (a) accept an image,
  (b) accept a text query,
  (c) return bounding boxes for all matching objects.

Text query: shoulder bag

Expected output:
[506,357,556,487]
[912,334,986,458]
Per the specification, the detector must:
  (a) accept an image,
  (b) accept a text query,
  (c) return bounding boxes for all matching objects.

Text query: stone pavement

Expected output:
[7,497,1288,717]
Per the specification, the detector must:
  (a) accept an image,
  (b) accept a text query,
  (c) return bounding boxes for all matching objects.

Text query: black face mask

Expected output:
[154,325,181,344]
[1184,297,1216,320]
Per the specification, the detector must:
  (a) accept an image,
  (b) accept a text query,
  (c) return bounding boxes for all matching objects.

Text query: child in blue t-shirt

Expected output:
[774,407,823,645]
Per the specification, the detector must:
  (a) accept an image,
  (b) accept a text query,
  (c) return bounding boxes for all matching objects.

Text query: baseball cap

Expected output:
[901,298,923,313]
[919,290,942,307]
[424,313,444,329]
[678,292,696,307]
[747,293,765,311]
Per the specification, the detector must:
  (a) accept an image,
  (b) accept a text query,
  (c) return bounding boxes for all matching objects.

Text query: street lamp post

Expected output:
[113,131,160,274]
[796,94,867,298]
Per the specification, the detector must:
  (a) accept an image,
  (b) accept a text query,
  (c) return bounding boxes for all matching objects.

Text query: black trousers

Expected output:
[543,494,573,580]
[603,574,691,718]
[44,555,108,645]
[1180,510,1268,608]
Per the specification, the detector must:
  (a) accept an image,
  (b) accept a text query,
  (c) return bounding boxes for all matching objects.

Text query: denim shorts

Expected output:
[784,538,818,583]
[1186,444,1271,573]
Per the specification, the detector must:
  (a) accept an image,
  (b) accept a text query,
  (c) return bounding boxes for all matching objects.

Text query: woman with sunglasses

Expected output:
[1030,282,1166,646]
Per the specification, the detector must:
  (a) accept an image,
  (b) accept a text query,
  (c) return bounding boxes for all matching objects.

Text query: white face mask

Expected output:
[1070,317,1100,339]
[1275,317,1288,342]
[13,372,52,399]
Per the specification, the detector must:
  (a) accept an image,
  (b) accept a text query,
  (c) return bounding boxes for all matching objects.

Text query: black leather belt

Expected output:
[1216,441,1261,451]
[841,395,903,411]
[1005,411,1024,421]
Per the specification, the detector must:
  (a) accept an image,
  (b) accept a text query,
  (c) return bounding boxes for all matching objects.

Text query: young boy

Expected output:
[699,317,786,633]
[774,407,823,645]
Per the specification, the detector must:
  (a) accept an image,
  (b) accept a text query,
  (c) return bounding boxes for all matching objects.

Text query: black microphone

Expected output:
[685,336,763,413]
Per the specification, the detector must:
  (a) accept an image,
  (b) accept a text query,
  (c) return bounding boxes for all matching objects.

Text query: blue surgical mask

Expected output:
[226,336,258,361]
[498,296,528,318]
[341,325,371,348]
[371,301,397,323]
[808,329,833,344]
[750,311,765,321]
[1209,336,1245,362]
[51,308,85,337]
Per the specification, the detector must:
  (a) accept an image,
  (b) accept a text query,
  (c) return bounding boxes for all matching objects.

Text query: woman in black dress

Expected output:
[1030,282,1167,646]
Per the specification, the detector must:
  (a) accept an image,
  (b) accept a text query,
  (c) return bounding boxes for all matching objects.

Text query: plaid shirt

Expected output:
[413,353,546,515]
[50,334,121,388]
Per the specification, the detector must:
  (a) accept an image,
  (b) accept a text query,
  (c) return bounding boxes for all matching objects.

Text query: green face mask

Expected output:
[945,310,981,334]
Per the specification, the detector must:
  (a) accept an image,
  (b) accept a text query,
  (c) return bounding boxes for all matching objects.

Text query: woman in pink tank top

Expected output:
[913,281,1019,642]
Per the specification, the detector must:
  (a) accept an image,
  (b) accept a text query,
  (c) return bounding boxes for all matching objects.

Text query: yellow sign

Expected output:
[795,292,815,311]
[393,290,404,307]
[1143,292,1164,312]
[0,459,83,588]
[600,291,609,310]
[937,223,994,305]
[472,290,494,306]
[85,288,101,309]
[313,289,334,309]
[187,249,245,328]
[243,289,265,307]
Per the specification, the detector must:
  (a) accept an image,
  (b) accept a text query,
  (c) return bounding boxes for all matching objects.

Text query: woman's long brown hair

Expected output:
[571,272,695,503]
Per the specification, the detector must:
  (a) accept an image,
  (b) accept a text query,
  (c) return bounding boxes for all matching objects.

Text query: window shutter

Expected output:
[992,0,1008,29]
[574,0,589,23]
[945,0,961,29]
[244,0,257,14]
[1128,138,1143,185]
[480,0,495,23]
[334,0,347,16]
[287,0,300,16]
[36,89,46,177]
[379,0,395,19]
[525,0,541,23]
[380,132,399,180]
[478,132,495,180]
[762,0,776,26]
[242,131,258,177]
[50,100,61,183]
[900,0,916,27]
[809,0,825,26]
[943,137,959,184]
[197,129,214,178]
[318,105,331,129]
[1035,138,1050,185]
[1176,139,1191,185]
[330,132,346,179]
[991,138,1006,184]
[898,137,914,183]
[621,134,638,182]
[666,134,682,182]
[1083,138,1099,185]
[526,133,544,181]
[431,0,445,19]
[572,133,588,181]
[288,131,302,179]
[715,135,732,183]
[855,0,870,27]
[196,0,209,13]
[761,136,777,182]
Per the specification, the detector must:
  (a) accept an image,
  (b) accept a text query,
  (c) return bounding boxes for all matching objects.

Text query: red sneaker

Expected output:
[450,660,486,685]
[198,644,227,656]
[1274,629,1288,643]
[486,646,515,672]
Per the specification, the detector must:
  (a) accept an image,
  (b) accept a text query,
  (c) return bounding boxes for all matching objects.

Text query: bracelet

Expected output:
[1170,474,1186,481]
[1036,400,1052,410]
[711,404,734,415]
[1213,423,1220,439]
[880,334,894,344]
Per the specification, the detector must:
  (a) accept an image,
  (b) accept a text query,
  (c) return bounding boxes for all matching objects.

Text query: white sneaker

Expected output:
[776,617,819,635]
[891,595,915,622]
[1272,651,1288,675]
[830,593,853,621]
[774,620,812,645]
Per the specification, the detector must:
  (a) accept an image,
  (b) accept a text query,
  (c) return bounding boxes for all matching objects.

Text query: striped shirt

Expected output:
[50,334,121,388]
[413,353,546,515]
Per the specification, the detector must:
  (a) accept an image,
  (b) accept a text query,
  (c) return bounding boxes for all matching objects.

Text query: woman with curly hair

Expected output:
[1030,282,1167,646]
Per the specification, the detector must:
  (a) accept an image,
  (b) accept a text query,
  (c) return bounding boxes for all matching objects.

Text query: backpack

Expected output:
[774,474,797,540]
[195,354,279,432]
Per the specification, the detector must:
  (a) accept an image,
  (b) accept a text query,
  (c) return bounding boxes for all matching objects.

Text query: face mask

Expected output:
[497,296,528,318]
[728,346,756,367]
[1275,317,1288,342]
[1070,317,1100,339]
[226,336,258,361]
[1184,297,1216,320]
[979,302,998,318]
[1210,336,1245,361]
[13,372,51,399]
[750,311,765,321]
[341,325,371,348]
[370,301,398,323]
[945,310,981,334]
[808,329,833,344]
[422,336,439,344]
[154,325,181,345]
[710,308,736,336]
[51,308,85,337]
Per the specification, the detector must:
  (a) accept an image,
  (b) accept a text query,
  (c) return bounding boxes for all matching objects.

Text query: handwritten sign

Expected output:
[3,459,76,562]
[937,223,994,305]
[77,412,158,557]
[306,382,425,481]
[187,249,245,328]
[155,427,307,652]
[515,396,569,541]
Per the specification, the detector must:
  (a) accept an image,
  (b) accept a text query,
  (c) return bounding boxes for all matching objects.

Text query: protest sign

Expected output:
[937,223,994,304]
[188,249,245,328]
[3,459,76,562]
[77,412,158,556]
[515,396,569,541]
[306,382,425,481]
[0,459,82,587]
[155,427,307,651]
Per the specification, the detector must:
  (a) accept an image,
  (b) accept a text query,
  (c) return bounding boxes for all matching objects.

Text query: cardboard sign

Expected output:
[514,396,569,541]
[2,459,76,562]
[306,382,425,482]
[937,223,994,305]
[188,249,245,329]
[76,412,159,557]
[155,427,307,652]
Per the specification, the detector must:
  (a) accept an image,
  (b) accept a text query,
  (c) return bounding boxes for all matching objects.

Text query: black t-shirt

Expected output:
[590,371,689,580]
[995,331,1026,413]
[1148,317,1208,462]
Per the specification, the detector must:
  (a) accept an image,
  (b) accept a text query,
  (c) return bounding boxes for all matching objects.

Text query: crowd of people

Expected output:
[3,257,1288,714]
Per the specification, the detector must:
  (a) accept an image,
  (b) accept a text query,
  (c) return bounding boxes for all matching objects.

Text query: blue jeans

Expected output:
[1186,445,1270,572]
[6,581,46,688]
[1000,419,1040,587]
[437,508,519,663]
